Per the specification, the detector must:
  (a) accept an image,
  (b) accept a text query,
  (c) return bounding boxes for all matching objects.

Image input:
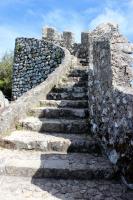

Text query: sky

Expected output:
[0,0,133,58]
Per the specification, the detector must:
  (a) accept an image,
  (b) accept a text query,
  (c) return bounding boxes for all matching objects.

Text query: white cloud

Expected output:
[41,1,133,42]
[1,0,133,59]
[89,3,133,41]
[89,8,126,31]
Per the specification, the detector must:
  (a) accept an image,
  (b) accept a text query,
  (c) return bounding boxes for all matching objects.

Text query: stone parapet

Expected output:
[62,31,75,50]
[0,47,72,135]
[42,27,61,43]
[88,23,133,187]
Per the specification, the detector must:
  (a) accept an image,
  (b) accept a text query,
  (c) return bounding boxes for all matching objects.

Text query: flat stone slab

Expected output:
[0,175,132,200]
[47,92,88,100]
[39,100,88,108]
[0,149,115,179]
[30,107,88,119]
[64,76,88,82]
[0,131,101,153]
[57,79,88,87]
[20,117,88,134]
[53,86,87,93]
[69,65,88,72]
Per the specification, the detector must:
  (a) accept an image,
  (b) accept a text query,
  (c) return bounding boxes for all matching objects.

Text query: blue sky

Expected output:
[0,0,133,58]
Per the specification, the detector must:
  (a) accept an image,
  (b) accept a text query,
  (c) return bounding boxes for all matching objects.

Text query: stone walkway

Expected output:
[0,176,133,200]
[0,64,133,199]
[0,149,114,179]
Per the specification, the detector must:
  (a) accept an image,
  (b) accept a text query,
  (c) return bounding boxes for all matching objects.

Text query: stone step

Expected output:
[40,100,88,108]
[20,117,88,134]
[47,92,88,100]
[0,150,115,180]
[79,59,89,66]
[0,131,101,154]
[70,65,88,70]
[53,86,87,93]
[68,71,88,78]
[0,175,131,200]
[58,80,88,87]
[29,107,88,119]
[64,76,88,82]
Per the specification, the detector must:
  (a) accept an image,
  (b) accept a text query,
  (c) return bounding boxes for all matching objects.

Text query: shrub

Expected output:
[0,52,13,100]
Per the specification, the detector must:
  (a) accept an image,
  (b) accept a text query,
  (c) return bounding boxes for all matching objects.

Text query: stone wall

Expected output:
[73,32,90,65]
[0,91,9,111]
[42,27,61,44]
[42,27,89,64]
[12,38,64,99]
[88,23,133,187]
[11,23,133,186]
[0,48,72,135]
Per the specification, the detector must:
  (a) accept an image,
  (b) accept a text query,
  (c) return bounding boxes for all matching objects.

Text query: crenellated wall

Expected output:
[12,23,133,186]
[42,27,89,65]
[88,23,133,186]
[12,38,64,99]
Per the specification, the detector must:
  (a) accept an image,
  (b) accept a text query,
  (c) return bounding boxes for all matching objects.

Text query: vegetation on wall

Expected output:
[0,52,13,100]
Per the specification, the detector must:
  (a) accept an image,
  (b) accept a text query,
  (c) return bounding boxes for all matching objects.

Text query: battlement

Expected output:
[42,26,89,46]
[42,27,61,42]
[42,26,90,65]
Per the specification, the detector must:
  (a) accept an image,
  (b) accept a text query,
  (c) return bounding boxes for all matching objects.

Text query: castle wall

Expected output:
[12,38,64,99]
[42,27,89,65]
[12,24,133,183]
[88,23,133,183]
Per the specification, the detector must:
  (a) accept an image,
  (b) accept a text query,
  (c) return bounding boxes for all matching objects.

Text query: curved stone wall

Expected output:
[12,38,64,99]
[0,47,72,135]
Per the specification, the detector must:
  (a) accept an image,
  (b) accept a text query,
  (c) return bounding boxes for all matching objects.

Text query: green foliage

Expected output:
[0,52,13,99]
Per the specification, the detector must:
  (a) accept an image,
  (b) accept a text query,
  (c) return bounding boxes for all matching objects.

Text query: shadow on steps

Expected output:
[30,153,132,200]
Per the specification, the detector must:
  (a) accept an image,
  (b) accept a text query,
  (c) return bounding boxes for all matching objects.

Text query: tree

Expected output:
[0,52,13,100]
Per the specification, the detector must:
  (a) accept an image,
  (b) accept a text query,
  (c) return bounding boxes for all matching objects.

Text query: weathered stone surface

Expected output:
[20,117,88,134]
[88,23,133,186]
[42,27,61,43]
[39,100,88,108]
[58,78,88,87]
[63,76,88,82]
[47,92,88,100]
[0,91,9,110]
[53,86,87,93]
[0,176,132,200]
[29,107,88,119]
[0,131,101,153]
[0,149,115,179]
[62,31,75,50]
[12,38,64,98]
[0,47,72,135]
[42,26,90,65]
[1,22,133,196]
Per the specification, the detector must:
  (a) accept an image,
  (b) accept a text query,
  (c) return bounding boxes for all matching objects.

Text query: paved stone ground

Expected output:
[0,175,132,200]
[0,149,114,179]
[0,64,132,199]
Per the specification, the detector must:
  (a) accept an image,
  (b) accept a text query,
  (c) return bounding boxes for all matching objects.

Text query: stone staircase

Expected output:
[0,64,132,199]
